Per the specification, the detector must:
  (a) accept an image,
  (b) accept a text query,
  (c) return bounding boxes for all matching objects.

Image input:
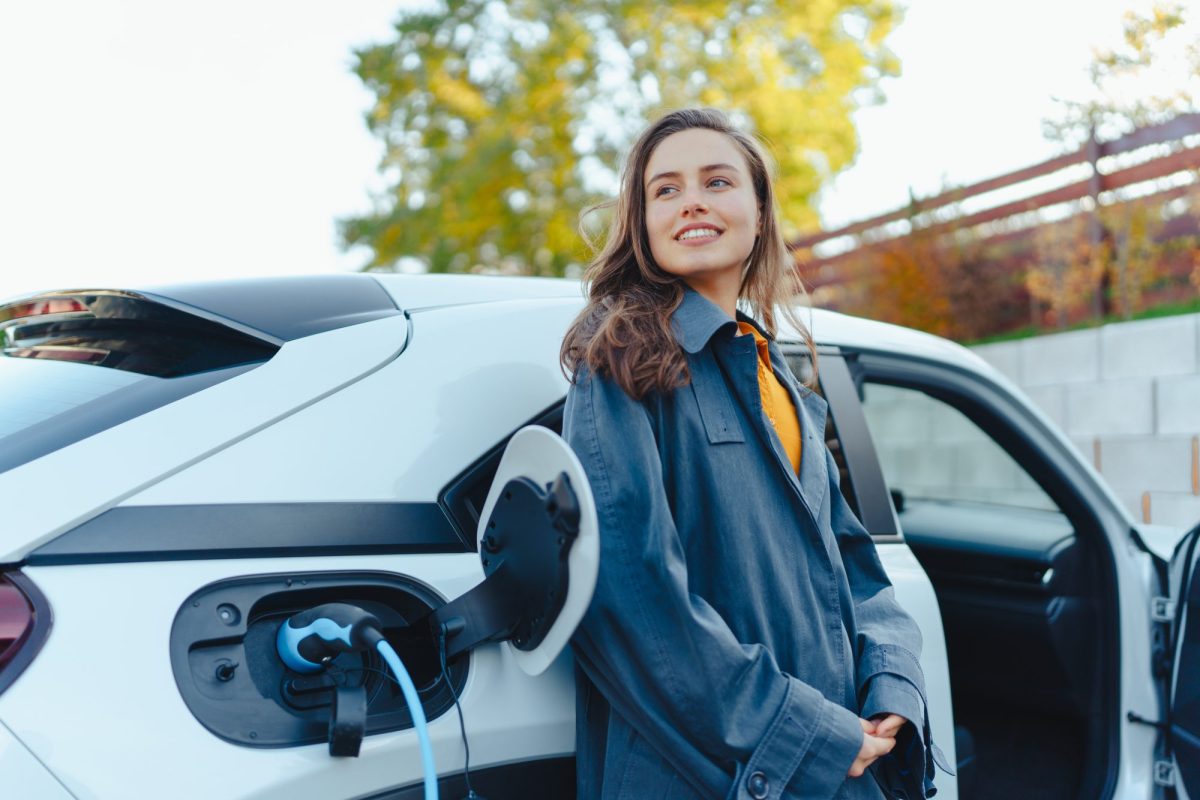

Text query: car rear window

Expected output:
[0,357,146,439]
[0,290,278,473]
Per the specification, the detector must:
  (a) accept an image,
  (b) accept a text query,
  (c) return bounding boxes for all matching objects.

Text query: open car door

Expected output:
[1166,520,1200,798]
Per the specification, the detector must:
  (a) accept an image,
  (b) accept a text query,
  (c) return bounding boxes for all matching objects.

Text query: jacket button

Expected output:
[747,770,769,799]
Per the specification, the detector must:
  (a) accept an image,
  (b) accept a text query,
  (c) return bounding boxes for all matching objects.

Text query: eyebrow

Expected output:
[645,162,742,188]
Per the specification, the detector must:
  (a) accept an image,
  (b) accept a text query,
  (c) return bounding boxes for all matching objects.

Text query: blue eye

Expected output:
[709,178,731,188]
[654,185,677,197]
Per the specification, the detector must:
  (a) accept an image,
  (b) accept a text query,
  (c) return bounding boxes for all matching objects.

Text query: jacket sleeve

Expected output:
[565,369,865,800]
[824,446,952,798]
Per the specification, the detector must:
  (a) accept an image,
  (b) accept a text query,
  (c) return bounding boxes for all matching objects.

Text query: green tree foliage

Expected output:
[342,0,899,274]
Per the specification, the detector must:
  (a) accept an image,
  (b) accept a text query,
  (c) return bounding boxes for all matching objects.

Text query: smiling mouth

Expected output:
[675,228,722,241]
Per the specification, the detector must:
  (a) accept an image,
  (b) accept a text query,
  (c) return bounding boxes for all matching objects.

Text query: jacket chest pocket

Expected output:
[688,356,745,444]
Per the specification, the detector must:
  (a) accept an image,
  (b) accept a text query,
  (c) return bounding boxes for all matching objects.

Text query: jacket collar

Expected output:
[671,286,742,354]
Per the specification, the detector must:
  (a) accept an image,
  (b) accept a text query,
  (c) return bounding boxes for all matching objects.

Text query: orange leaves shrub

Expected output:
[812,186,1199,342]
[830,229,1026,341]
[1024,214,1107,329]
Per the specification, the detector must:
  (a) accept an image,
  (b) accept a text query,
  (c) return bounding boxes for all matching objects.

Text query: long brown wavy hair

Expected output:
[560,107,818,400]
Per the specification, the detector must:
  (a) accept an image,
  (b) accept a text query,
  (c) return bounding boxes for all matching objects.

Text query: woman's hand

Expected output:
[869,713,909,740]
[848,717,896,778]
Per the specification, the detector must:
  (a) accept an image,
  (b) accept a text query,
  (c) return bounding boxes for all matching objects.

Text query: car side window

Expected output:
[860,381,1058,513]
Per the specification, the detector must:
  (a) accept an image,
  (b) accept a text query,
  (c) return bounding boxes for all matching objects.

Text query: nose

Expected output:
[682,198,708,217]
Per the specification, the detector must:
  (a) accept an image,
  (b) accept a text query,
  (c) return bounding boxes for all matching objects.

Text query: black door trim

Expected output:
[27,502,466,565]
[817,353,902,540]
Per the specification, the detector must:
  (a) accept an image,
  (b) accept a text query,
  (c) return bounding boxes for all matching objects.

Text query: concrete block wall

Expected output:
[971,313,1200,530]
[861,383,1058,512]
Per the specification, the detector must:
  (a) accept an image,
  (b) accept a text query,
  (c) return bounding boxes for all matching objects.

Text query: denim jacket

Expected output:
[564,288,949,799]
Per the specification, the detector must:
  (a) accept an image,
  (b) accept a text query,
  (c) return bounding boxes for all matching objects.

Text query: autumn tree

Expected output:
[1044,1,1199,146]
[342,0,900,275]
[1038,2,1199,319]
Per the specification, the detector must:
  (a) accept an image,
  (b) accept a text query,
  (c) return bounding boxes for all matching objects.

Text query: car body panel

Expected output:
[122,299,577,506]
[1113,532,1168,798]
[780,306,995,379]
[1136,522,1190,564]
[371,273,583,311]
[0,315,409,562]
[875,543,958,799]
[1169,523,1200,800]
[0,718,73,799]
[0,556,575,800]
[1,556,953,799]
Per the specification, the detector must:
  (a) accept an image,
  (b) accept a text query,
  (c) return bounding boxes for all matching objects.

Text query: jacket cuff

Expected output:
[857,644,925,697]
[861,673,924,733]
[858,653,955,799]
[726,677,862,800]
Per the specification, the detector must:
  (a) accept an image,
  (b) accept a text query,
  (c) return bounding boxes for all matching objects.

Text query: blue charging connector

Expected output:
[276,603,439,800]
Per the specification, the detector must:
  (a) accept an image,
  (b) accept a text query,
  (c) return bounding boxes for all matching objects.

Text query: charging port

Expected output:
[169,571,467,748]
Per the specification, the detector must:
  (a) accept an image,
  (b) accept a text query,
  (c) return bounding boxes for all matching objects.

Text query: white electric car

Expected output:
[0,273,1195,799]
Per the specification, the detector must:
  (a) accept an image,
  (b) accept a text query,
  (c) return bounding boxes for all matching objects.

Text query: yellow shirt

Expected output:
[737,322,802,472]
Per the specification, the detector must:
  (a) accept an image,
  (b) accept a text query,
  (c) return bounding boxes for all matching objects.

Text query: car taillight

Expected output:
[0,297,89,323]
[0,580,31,663]
[0,572,50,694]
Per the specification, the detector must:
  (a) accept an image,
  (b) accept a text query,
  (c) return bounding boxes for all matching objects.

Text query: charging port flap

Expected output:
[427,425,598,676]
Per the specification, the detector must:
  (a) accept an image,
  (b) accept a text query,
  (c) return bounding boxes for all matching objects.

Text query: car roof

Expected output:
[783,305,995,376]
[370,273,995,378]
[372,272,585,308]
[18,272,993,378]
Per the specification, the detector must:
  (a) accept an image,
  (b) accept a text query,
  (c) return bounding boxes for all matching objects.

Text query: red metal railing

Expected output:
[793,113,1200,270]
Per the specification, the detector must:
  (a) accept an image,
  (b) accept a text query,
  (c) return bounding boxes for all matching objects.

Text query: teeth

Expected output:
[677,228,720,240]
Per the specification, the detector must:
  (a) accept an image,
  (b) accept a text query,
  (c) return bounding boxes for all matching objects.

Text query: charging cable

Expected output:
[277,603,438,800]
[376,638,437,798]
[437,619,483,799]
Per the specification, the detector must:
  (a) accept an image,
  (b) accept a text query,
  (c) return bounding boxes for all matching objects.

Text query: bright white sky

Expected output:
[0,0,1171,300]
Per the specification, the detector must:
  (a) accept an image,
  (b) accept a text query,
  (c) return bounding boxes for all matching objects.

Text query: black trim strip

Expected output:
[363,756,575,799]
[137,274,401,342]
[7,275,403,347]
[819,354,901,539]
[28,502,467,565]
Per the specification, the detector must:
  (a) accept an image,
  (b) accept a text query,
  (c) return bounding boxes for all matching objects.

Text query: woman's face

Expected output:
[643,128,760,303]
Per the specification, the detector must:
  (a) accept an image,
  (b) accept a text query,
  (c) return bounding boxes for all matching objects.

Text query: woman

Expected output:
[559,108,948,799]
